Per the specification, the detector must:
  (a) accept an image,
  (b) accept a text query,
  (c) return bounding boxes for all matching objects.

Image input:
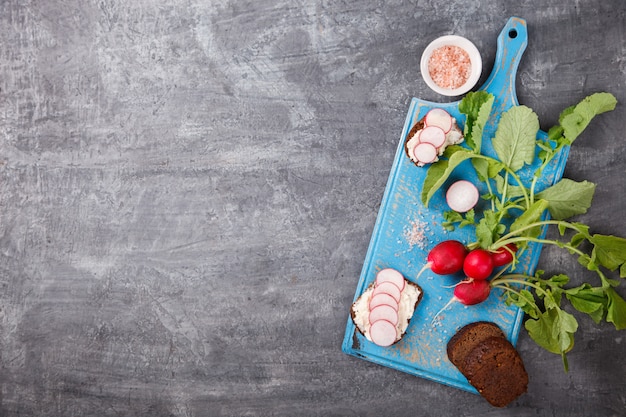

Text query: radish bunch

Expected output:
[410,108,456,166]
[367,268,407,347]
[418,240,518,319]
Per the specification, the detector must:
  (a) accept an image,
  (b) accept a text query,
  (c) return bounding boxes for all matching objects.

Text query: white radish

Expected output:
[412,142,438,164]
[375,268,405,291]
[418,125,446,148]
[369,293,399,311]
[446,180,479,213]
[372,281,401,303]
[369,305,399,326]
[424,108,453,133]
[369,319,398,347]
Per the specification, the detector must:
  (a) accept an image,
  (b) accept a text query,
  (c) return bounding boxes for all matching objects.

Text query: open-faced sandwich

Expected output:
[351,268,423,347]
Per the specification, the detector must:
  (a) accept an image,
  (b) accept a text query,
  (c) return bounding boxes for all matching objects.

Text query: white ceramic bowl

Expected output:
[420,35,482,96]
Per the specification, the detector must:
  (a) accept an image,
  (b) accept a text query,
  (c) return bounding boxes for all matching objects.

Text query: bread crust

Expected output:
[403,119,425,164]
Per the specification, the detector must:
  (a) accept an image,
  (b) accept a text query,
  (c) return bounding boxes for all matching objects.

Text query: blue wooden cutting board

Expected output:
[341,17,567,394]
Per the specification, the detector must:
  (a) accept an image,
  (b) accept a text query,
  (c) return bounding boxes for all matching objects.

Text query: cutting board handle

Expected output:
[481,17,528,111]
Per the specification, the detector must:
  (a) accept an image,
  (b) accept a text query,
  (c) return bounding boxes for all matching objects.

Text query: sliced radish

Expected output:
[369,293,399,311]
[369,319,398,347]
[412,142,438,164]
[375,268,405,291]
[369,305,399,326]
[372,281,401,303]
[446,180,479,213]
[424,108,453,133]
[418,125,446,148]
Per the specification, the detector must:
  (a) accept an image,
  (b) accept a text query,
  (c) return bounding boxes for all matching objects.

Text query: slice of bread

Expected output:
[447,321,528,407]
[462,336,529,407]
[446,321,506,371]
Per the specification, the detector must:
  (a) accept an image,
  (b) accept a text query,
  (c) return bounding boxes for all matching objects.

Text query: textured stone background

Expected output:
[1,1,625,416]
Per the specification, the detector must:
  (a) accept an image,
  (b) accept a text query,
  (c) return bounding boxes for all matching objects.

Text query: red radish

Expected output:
[491,243,518,267]
[416,240,468,281]
[463,249,495,280]
[418,126,446,148]
[453,278,491,305]
[372,281,402,303]
[446,180,479,213]
[424,108,453,133]
[413,142,438,164]
[369,305,399,326]
[375,268,405,291]
[369,293,398,311]
[432,279,491,323]
[369,319,398,347]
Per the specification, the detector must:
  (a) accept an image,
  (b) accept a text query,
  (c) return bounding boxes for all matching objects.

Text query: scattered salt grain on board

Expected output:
[404,218,429,250]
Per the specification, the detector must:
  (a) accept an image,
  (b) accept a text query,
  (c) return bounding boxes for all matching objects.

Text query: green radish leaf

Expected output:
[476,210,504,248]
[589,234,626,274]
[442,210,476,231]
[495,174,526,199]
[524,307,577,356]
[471,93,494,153]
[605,287,626,330]
[421,149,475,207]
[569,223,591,248]
[560,93,617,144]
[558,104,576,124]
[510,199,550,238]
[504,288,540,319]
[535,179,596,220]
[459,91,494,152]
[547,124,564,142]
[565,284,606,324]
[472,158,490,182]
[493,106,539,172]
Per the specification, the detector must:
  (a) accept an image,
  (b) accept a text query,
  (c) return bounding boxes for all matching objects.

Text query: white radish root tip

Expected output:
[415,262,432,282]
[430,297,457,325]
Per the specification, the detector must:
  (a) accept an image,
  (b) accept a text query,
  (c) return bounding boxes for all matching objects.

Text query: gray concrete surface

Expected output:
[1,1,625,416]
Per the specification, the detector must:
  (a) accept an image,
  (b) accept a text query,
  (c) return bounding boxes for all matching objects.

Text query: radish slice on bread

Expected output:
[418,126,446,148]
[369,320,399,347]
[375,268,405,291]
[369,305,399,326]
[413,142,438,165]
[372,281,402,302]
[369,293,399,311]
[404,108,464,167]
[424,108,453,133]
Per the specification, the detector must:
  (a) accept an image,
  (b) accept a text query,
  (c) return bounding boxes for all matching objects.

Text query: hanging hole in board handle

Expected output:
[509,29,518,39]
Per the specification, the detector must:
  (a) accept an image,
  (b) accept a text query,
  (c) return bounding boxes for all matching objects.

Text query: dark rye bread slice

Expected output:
[462,336,529,407]
[446,321,506,371]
